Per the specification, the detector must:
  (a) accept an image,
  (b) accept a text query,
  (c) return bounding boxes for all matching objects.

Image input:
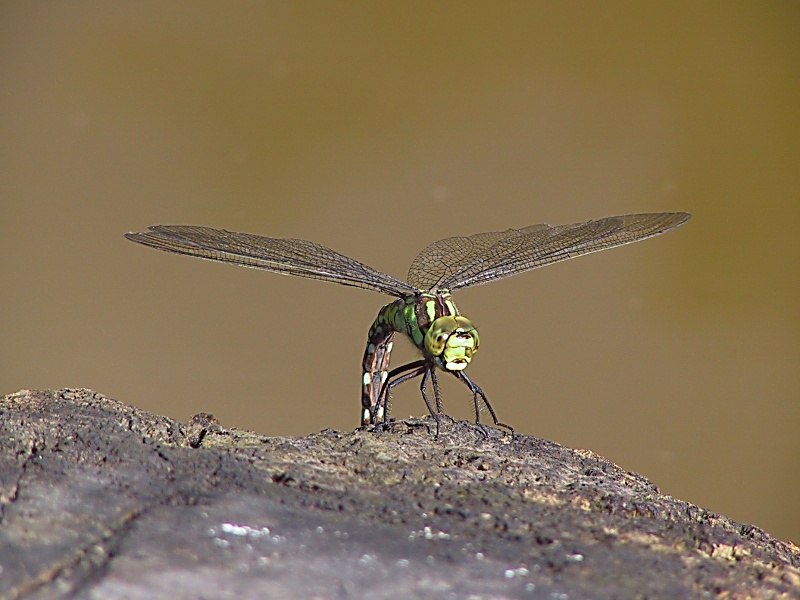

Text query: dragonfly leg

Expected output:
[419,366,441,437]
[374,359,427,426]
[431,369,443,414]
[452,371,515,436]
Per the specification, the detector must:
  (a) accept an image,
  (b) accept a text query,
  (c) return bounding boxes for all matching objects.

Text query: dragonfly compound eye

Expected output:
[425,315,479,371]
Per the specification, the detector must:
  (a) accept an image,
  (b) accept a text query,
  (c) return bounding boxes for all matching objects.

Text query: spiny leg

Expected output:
[431,369,443,414]
[452,371,515,436]
[374,359,427,426]
[419,366,441,436]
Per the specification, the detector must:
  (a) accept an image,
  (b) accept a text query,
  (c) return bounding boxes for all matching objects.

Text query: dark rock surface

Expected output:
[0,388,798,599]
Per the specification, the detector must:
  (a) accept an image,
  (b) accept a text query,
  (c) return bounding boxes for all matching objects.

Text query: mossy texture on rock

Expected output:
[0,388,798,599]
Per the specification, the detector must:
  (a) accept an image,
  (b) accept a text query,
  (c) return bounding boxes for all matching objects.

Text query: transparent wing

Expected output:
[125,226,418,297]
[407,212,690,291]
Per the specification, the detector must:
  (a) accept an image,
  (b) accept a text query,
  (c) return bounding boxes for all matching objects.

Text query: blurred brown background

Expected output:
[1,3,798,544]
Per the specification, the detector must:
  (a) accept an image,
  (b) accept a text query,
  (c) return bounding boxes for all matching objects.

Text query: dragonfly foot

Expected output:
[489,420,514,437]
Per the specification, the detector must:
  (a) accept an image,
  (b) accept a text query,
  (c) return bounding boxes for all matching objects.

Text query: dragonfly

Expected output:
[126,212,690,435]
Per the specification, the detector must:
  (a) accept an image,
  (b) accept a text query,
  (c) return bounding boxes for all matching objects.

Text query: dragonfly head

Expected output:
[425,315,480,371]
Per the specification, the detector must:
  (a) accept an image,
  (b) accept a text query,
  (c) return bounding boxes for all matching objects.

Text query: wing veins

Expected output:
[125,225,417,297]
[408,213,690,291]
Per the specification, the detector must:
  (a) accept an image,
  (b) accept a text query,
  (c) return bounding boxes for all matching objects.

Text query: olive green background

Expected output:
[2,3,798,544]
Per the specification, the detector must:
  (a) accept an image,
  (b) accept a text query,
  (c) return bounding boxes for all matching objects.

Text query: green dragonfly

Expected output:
[126,212,690,434]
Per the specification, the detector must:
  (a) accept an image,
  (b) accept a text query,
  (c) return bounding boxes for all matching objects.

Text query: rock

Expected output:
[0,388,797,599]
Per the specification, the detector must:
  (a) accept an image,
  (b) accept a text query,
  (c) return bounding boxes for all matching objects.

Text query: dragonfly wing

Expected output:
[407,213,690,291]
[126,225,418,297]
[407,225,546,290]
